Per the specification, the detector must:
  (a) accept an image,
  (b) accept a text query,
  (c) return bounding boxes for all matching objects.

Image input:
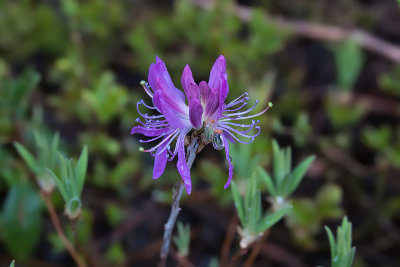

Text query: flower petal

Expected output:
[159,96,191,129]
[189,98,204,129]
[208,55,227,91]
[222,134,233,189]
[181,65,198,101]
[199,81,211,106]
[204,88,219,118]
[176,133,192,194]
[131,126,170,137]
[148,56,186,104]
[153,141,168,179]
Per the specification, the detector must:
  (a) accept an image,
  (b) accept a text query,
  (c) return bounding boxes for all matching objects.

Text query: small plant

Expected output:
[173,222,191,257]
[48,146,88,220]
[231,175,291,248]
[325,217,356,267]
[14,131,60,193]
[257,140,315,209]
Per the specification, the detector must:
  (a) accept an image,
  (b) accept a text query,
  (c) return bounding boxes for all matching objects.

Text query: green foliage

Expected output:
[332,40,363,90]
[105,203,125,226]
[257,140,315,204]
[362,125,400,167]
[231,175,292,248]
[82,72,128,124]
[9,260,15,267]
[325,217,356,267]
[379,66,400,96]
[0,69,40,140]
[173,221,191,257]
[0,181,42,260]
[14,131,60,192]
[106,243,126,265]
[285,184,344,248]
[48,146,88,219]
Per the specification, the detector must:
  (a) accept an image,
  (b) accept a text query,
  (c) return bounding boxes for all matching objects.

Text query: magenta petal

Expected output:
[189,98,204,129]
[219,73,229,104]
[208,55,226,90]
[222,134,233,189]
[159,96,191,129]
[181,65,196,99]
[176,134,192,195]
[131,126,170,137]
[153,142,168,179]
[152,90,164,113]
[148,56,186,104]
[199,81,211,105]
[204,88,219,118]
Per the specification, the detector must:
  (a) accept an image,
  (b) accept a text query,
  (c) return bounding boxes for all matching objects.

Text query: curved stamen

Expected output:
[219,120,259,128]
[217,128,256,144]
[135,118,169,128]
[143,129,179,153]
[223,101,248,112]
[219,124,261,138]
[155,130,182,156]
[220,105,270,122]
[139,99,157,109]
[224,100,259,117]
[137,101,165,119]
[139,131,172,143]
[225,92,249,108]
[141,81,154,98]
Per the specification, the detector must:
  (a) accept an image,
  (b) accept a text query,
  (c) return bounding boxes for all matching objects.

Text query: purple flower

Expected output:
[131,55,270,195]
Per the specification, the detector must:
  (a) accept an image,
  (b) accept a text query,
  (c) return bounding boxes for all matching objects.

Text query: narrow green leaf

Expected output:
[231,182,245,224]
[47,168,68,202]
[13,142,37,172]
[49,133,60,168]
[256,166,275,196]
[9,260,15,267]
[255,205,292,233]
[75,145,88,195]
[284,146,292,176]
[272,140,283,183]
[248,190,262,232]
[286,155,315,196]
[325,226,336,263]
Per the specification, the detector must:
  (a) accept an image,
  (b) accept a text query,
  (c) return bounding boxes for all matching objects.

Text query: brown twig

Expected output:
[42,192,87,267]
[227,247,248,267]
[244,230,269,267]
[191,0,400,63]
[220,214,238,266]
[159,137,199,267]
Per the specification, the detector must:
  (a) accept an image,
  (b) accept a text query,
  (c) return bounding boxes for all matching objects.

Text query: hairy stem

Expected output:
[159,137,199,266]
[42,192,87,267]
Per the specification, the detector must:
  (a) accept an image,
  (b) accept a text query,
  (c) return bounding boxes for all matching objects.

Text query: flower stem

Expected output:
[42,191,87,267]
[159,137,199,266]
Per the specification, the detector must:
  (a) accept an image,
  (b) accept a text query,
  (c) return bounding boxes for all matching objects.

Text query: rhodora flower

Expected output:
[131,55,270,195]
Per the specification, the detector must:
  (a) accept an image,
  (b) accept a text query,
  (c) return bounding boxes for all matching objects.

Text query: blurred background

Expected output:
[0,0,400,266]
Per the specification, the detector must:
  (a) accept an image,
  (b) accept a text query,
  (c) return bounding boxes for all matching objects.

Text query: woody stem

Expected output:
[159,137,198,266]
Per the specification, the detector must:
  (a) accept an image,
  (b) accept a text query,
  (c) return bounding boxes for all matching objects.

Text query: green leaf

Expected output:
[255,205,292,233]
[75,145,88,195]
[47,168,68,202]
[9,260,15,267]
[13,142,37,173]
[324,217,356,267]
[231,181,244,224]
[333,40,364,90]
[272,140,284,183]
[286,155,315,196]
[256,166,275,196]
[173,222,191,256]
[0,181,42,259]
